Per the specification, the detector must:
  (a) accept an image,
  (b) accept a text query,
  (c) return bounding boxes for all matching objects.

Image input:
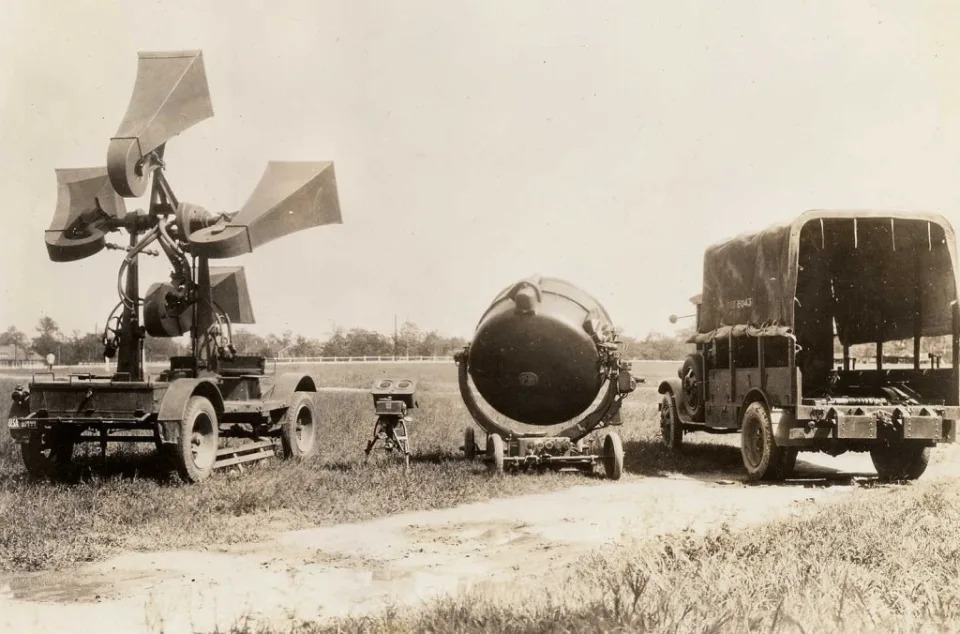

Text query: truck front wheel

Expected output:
[659,394,683,452]
[870,443,930,481]
[740,402,787,482]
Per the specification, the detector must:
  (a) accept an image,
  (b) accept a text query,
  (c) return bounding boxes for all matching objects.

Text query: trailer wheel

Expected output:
[280,392,317,460]
[172,396,219,483]
[463,427,476,459]
[659,394,683,452]
[21,430,74,478]
[740,401,786,482]
[602,432,624,480]
[870,443,930,481]
[486,433,504,475]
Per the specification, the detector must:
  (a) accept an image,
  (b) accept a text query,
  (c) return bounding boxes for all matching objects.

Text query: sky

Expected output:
[2,1,960,341]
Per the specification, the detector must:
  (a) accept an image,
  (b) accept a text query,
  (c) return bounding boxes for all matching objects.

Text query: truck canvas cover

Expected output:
[699,210,960,346]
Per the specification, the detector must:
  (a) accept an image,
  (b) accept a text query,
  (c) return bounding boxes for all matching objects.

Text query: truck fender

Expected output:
[740,388,770,419]
[740,387,775,435]
[658,378,682,397]
[658,378,692,423]
[155,379,225,445]
[267,373,317,408]
[157,378,225,422]
[769,408,796,446]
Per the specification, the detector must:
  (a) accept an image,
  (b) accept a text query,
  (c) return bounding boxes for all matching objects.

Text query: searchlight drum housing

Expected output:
[455,276,636,478]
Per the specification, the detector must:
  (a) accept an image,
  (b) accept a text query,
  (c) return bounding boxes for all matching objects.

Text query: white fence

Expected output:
[274,355,455,364]
[0,361,46,369]
[39,356,683,371]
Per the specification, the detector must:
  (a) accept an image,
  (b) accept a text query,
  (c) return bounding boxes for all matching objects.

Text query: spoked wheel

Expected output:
[21,429,75,478]
[602,432,624,480]
[679,355,705,420]
[463,427,477,459]
[486,433,505,475]
[740,401,785,482]
[280,392,317,460]
[660,394,683,452]
[870,443,931,481]
[172,396,219,483]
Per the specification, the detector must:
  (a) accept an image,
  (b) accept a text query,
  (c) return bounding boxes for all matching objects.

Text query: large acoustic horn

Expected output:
[46,167,126,262]
[188,161,341,259]
[108,50,214,197]
[210,266,256,323]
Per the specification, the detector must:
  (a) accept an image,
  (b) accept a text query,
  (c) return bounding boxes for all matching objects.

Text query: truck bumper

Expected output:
[776,405,958,447]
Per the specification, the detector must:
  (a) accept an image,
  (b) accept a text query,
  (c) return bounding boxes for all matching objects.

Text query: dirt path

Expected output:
[0,452,949,634]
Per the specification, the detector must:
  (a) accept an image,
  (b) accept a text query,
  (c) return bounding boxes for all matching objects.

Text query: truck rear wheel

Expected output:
[280,392,317,460]
[21,430,74,478]
[172,396,219,483]
[870,443,930,481]
[740,402,786,482]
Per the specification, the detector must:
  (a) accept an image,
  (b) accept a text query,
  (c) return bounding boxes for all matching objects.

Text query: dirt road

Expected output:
[0,452,950,634]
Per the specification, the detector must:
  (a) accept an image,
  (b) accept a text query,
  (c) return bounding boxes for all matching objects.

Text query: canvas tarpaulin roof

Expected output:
[698,210,959,346]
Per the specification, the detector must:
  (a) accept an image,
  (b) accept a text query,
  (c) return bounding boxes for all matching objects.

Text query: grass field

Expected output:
[0,361,726,573]
[230,477,960,634]
[4,362,960,633]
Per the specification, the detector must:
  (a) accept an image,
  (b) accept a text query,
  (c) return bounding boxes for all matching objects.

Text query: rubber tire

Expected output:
[679,355,705,421]
[280,392,318,460]
[602,432,624,481]
[870,444,930,481]
[21,430,74,479]
[487,433,505,475]
[463,427,476,459]
[172,396,219,483]
[740,401,786,482]
[660,394,683,452]
[398,418,411,469]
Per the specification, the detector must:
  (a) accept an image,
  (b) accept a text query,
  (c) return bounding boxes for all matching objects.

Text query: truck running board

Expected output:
[213,440,275,470]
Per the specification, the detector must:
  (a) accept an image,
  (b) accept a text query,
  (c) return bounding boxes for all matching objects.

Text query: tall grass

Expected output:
[224,478,960,634]
[0,362,860,575]
[0,373,675,573]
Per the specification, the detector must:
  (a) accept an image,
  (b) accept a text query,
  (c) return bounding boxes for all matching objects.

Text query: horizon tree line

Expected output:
[0,316,698,364]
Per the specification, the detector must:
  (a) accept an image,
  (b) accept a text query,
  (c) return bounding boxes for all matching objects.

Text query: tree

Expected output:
[344,329,392,356]
[397,321,422,357]
[0,326,28,361]
[624,330,693,360]
[321,326,348,357]
[289,334,323,357]
[267,330,294,357]
[31,316,62,359]
[60,330,103,364]
[144,336,185,361]
[232,329,271,356]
